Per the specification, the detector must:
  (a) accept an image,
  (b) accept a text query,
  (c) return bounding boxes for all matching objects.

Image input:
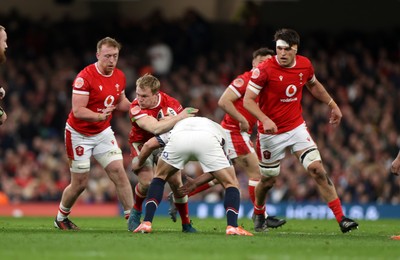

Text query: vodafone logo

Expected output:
[285,85,297,97]
[104,95,115,107]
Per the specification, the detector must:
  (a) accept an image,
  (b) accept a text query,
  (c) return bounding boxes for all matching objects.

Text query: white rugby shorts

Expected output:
[223,129,255,159]
[65,124,121,162]
[257,122,317,163]
[161,129,230,173]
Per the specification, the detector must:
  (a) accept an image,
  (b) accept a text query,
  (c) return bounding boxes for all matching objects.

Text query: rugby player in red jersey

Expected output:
[182,48,286,231]
[244,28,358,233]
[127,73,198,232]
[55,37,133,230]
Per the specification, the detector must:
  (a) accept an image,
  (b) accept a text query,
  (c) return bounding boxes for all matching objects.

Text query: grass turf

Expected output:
[0,216,398,259]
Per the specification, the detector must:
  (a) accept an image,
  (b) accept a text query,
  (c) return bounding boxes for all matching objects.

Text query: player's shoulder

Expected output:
[231,71,251,88]
[159,91,175,99]
[129,101,151,121]
[130,98,139,107]
[258,57,275,68]
[113,67,126,77]
[160,91,181,104]
[77,63,95,78]
[240,70,253,80]
[295,55,312,67]
[73,64,94,88]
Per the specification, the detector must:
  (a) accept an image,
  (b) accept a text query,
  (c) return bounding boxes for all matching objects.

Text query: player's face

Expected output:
[252,54,272,68]
[0,29,8,64]
[276,45,297,67]
[96,44,119,75]
[135,86,158,108]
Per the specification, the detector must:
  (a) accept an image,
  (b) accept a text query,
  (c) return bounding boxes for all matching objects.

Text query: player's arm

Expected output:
[305,78,342,126]
[391,151,400,176]
[218,88,249,132]
[136,107,198,135]
[72,93,114,122]
[243,86,277,134]
[115,91,131,112]
[177,173,215,196]
[131,137,162,171]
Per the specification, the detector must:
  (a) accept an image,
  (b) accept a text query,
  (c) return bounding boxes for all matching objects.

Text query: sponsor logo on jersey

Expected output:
[285,85,297,97]
[74,77,84,88]
[99,85,103,91]
[104,95,115,107]
[280,97,298,102]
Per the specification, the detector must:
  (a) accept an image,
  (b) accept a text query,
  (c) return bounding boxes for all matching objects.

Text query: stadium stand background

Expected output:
[1,0,400,218]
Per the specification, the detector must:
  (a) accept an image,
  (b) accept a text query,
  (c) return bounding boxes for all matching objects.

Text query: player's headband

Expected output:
[276,40,297,52]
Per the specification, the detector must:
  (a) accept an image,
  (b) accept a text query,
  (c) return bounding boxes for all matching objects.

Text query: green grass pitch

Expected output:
[0,217,399,259]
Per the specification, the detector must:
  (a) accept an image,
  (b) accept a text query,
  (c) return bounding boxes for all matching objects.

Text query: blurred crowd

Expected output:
[0,8,400,206]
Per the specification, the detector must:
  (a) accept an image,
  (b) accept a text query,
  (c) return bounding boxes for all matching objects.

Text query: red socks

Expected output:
[328,198,344,223]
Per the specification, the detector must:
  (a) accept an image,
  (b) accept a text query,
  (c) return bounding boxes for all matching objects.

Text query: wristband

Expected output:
[327,98,334,106]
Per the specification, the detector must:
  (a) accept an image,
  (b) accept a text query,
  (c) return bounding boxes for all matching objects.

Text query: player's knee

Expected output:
[70,159,90,173]
[247,168,262,179]
[96,148,123,168]
[259,162,280,177]
[308,163,327,183]
[299,148,322,170]
[260,175,277,188]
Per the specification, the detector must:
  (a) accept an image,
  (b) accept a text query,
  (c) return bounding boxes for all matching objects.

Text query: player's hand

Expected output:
[329,105,342,127]
[239,119,250,133]
[131,157,143,173]
[178,107,199,119]
[262,117,277,134]
[99,105,115,120]
[177,176,197,196]
[391,157,400,176]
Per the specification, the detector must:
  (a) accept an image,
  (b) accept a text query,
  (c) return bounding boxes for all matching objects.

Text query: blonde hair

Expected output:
[96,37,121,52]
[136,73,160,94]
